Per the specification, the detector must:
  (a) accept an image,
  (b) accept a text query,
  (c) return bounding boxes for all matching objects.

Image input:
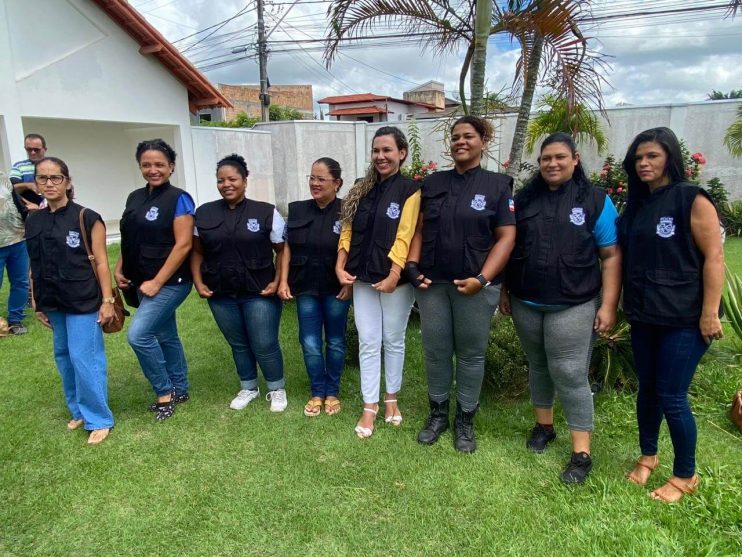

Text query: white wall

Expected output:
[191,126,274,207]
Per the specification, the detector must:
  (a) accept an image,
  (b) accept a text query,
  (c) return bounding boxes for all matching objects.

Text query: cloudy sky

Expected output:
[131,0,742,113]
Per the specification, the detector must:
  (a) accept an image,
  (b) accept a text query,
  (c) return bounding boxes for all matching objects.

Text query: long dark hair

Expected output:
[621,127,685,223]
[515,132,591,210]
[340,126,408,225]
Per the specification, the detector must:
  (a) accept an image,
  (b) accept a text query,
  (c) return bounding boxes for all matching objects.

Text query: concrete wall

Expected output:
[191,126,275,206]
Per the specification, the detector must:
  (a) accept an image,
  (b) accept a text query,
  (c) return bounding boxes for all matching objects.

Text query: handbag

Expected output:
[79,208,128,333]
[732,391,742,434]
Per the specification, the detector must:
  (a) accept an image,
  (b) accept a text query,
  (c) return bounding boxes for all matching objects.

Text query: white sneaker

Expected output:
[266,389,288,412]
[229,388,260,410]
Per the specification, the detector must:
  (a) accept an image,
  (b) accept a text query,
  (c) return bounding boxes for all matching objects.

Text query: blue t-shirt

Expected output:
[174,192,196,217]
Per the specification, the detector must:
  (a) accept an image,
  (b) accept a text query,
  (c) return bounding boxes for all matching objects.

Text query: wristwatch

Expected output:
[475,274,491,288]
[102,296,116,304]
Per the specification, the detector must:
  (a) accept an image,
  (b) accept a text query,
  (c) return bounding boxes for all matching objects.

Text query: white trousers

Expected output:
[353,282,414,403]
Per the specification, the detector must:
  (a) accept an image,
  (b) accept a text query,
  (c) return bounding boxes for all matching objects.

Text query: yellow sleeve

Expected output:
[388,189,421,268]
[338,223,352,252]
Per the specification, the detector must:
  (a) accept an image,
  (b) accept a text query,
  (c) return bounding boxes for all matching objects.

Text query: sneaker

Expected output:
[9,323,28,335]
[173,392,190,404]
[561,451,593,485]
[230,388,260,410]
[526,423,557,453]
[266,389,288,412]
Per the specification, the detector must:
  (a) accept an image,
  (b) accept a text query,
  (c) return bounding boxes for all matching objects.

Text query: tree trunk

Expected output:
[469,0,493,116]
[507,34,544,179]
[459,43,474,116]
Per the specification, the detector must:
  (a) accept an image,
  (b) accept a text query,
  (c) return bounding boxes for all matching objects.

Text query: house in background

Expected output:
[199,84,314,122]
[0,0,236,223]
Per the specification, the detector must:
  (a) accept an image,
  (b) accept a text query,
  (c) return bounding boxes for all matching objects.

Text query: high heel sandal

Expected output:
[354,406,378,439]
[627,455,659,486]
[384,398,402,426]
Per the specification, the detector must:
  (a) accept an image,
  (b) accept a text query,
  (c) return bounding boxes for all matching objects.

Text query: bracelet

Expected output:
[102,296,116,304]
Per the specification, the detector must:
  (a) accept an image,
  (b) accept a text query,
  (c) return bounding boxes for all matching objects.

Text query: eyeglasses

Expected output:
[307,175,334,184]
[35,175,66,185]
[25,147,44,154]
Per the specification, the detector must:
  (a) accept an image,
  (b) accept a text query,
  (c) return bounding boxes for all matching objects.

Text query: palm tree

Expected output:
[724,104,742,158]
[708,89,742,100]
[324,0,606,177]
[525,94,608,154]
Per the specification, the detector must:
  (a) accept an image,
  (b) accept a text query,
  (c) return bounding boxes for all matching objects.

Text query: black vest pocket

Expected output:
[464,235,493,276]
[643,269,700,318]
[288,254,309,290]
[286,219,312,246]
[139,244,171,278]
[558,253,600,299]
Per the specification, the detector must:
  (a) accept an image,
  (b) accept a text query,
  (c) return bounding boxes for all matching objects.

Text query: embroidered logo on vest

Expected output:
[656,216,675,238]
[569,207,585,226]
[145,207,159,221]
[247,218,260,232]
[471,194,486,211]
[66,231,80,248]
[333,220,341,235]
[386,202,400,219]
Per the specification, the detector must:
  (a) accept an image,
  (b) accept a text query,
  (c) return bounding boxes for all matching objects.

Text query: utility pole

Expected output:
[257,0,270,122]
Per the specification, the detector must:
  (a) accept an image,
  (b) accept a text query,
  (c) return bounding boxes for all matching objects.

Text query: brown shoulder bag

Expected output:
[79,208,127,333]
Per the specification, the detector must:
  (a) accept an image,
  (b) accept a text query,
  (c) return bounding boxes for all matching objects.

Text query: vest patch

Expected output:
[508,198,515,212]
[471,194,486,211]
[656,216,675,238]
[386,202,400,219]
[66,230,80,248]
[333,220,341,235]
[145,206,159,221]
[247,218,260,232]
[569,207,585,226]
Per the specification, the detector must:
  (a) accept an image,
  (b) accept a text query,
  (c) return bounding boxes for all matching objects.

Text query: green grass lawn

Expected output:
[1,241,740,556]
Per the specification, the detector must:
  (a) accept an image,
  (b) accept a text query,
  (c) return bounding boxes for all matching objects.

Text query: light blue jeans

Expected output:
[128,283,191,397]
[207,294,285,391]
[47,311,114,430]
[0,240,29,324]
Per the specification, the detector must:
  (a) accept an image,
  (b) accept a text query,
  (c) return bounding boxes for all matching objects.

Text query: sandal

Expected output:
[384,398,403,426]
[324,397,341,416]
[650,474,700,503]
[627,455,659,487]
[154,399,175,422]
[67,419,84,431]
[87,428,110,445]
[304,397,324,417]
[149,390,188,411]
[355,406,378,439]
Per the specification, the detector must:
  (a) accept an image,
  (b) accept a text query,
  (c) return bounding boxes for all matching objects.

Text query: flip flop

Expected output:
[324,397,341,416]
[304,397,324,417]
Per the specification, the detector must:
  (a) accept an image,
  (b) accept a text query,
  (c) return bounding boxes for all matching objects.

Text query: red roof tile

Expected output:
[318,93,389,104]
[327,105,393,116]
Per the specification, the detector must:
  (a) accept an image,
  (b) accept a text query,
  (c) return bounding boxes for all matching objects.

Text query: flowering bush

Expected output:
[590,155,628,213]
[681,140,706,183]
[401,117,438,181]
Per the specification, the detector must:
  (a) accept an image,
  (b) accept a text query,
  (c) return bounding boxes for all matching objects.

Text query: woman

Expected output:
[620,127,723,502]
[26,157,115,444]
[336,126,421,438]
[406,115,516,453]
[499,133,621,484]
[115,139,194,422]
[191,154,289,412]
[278,158,351,417]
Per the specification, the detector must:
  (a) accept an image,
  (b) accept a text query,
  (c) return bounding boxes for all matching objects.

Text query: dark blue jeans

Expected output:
[208,294,285,391]
[296,294,351,398]
[630,321,708,478]
[0,240,29,323]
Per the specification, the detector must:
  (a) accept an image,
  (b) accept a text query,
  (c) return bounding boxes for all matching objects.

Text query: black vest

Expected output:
[419,167,514,283]
[346,173,420,284]
[25,202,101,314]
[120,182,192,286]
[195,198,276,295]
[286,197,342,296]
[507,180,605,305]
[620,183,710,327]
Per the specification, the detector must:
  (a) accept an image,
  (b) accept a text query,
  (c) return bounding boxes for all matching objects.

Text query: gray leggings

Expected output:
[415,283,499,411]
[510,296,597,432]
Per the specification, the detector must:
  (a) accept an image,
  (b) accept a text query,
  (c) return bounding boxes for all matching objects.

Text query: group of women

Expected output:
[26,117,724,504]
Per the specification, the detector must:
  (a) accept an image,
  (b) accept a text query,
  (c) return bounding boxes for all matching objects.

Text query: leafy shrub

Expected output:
[345,306,359,366]
[589,309,636,391]
[484,315,529,396]
[590,154,628,213]
[705,177,729,208]
[401,117,438,182]
[721,200,742,237]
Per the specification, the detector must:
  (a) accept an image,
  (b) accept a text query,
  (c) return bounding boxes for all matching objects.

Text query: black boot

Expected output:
[453,402,478,453]
[417,398,450,445]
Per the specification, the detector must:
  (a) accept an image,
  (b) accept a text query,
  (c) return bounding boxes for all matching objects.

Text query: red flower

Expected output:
[429,161,437,170]
[618,181,624,187]
[502,160,511,169]
[607,188,614,194]
[414,174,423,181]
[603,164,612,171]
[600,170,608,179]
[617,187,623,193]
[685,169,692,177]
[421,165,428,172]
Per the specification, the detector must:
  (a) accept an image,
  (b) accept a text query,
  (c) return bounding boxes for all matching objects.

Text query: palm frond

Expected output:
[525,94,607,153]
[724,105,742,158]
[324,0,472,66]
[726,0,742,18]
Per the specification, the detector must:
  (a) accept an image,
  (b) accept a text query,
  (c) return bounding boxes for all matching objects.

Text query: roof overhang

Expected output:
[91,0,232,113]
[328,105,392,116]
